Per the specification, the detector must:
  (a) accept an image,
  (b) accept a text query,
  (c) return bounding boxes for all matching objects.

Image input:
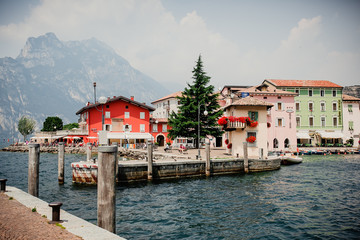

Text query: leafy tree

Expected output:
[63,123,79,130]
[42,116,63,131]
[18,116,36,141]
[168,55,223,148]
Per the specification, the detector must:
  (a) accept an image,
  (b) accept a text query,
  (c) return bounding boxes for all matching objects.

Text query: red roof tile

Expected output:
[342,94,360,101]
[265,79,342,88]
[151,91,183,104]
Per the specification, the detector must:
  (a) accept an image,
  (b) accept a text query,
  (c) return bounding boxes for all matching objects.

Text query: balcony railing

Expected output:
[224,121,247,131]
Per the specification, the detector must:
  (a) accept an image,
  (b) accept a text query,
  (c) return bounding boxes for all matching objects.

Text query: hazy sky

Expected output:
[0,0,359,91]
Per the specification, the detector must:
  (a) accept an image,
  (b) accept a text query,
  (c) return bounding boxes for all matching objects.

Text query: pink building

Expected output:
[234,83,298,152]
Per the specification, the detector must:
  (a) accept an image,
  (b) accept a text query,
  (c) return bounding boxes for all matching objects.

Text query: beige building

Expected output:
[223,96,273,158]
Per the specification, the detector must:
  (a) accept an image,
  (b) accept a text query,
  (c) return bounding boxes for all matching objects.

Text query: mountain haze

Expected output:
[0,33,169,140]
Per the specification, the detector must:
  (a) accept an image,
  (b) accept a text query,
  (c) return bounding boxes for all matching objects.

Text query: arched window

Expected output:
[273,138,279,149]
[284,138,290,148]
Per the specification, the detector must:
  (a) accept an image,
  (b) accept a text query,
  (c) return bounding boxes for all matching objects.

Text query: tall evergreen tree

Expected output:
[168,55,223,148]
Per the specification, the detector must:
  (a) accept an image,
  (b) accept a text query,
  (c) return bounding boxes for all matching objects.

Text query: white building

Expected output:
[342,94,360,147]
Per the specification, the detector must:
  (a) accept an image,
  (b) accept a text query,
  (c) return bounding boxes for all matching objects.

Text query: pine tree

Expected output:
[168,55,223,148]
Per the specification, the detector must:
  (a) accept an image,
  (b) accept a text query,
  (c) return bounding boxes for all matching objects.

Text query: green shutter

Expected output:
[255,112,258,121]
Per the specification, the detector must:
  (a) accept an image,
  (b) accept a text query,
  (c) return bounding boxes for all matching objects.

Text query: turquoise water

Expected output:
[1,147,360,239]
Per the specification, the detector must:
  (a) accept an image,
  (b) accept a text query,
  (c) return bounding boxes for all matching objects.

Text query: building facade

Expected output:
[263,79,343,147]
[342,94,360,147]
[76,96,155,147]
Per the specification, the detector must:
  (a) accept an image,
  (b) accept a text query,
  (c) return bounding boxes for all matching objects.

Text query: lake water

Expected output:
[1,146,360,239]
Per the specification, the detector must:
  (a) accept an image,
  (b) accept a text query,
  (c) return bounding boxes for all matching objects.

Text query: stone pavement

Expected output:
[1,187,125,240]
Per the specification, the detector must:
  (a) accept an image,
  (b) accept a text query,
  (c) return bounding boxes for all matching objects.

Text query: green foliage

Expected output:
[32,207,37,212]
[9,197,14,200]
[55,223,66,229]
[42,116,63,131]
[18,116,36,141]
[168,55,223,148]
[63,122,79,130]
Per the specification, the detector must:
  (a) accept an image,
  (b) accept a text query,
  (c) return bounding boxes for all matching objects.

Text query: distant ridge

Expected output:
[0,33,169,140]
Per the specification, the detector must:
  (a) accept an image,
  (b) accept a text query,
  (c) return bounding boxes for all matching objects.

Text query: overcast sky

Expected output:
[0,0,359,92]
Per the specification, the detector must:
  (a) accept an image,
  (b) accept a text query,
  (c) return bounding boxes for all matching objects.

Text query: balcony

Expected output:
[224,122,247,131]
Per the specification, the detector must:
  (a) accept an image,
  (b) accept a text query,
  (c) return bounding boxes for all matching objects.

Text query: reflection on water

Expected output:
[1,149,360,239]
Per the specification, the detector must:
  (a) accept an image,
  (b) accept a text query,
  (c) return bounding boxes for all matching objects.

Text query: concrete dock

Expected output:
[1,186,125,240]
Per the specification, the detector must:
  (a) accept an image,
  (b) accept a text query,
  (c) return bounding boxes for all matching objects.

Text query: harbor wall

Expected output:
[72,158,281,184]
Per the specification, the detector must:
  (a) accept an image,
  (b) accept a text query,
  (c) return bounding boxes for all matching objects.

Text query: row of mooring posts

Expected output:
[24,143,119,233]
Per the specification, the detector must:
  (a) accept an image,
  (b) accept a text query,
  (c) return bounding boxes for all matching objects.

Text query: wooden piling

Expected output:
[112,142,119,182]
[97,145,117,233]
[205,142,211,177]
[259,148,264,159]
[28,143,40,197]
[58,142,65,184]
[243,142,249,173]
[86,142,92,161]
[147,142,153,181]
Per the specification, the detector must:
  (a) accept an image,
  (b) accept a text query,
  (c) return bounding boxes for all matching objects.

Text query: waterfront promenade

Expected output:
[0,187,125,240]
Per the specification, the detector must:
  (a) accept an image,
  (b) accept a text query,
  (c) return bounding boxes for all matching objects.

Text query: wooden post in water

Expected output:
[112,142,119,182]
[97,145,117,233]
[58,142,65,184]
[243,142,249,173]
[205,142,211,177]
[259,148,264,159]
[86,142,92,161]
[28,143,40,197]
[147,141,153,181]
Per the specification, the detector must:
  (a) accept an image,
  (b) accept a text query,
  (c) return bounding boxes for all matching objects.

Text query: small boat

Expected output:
[281,155,303,165]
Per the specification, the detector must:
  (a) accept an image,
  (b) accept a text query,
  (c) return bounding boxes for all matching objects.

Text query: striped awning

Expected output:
[316,131,343,139]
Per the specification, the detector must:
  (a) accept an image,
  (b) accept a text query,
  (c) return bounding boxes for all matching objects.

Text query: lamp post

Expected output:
[98,96,107,131]
[197,102,208,159]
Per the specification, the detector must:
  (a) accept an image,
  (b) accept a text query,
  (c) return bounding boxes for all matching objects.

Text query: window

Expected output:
[349,121,354,130]
[320,89,325,97]
[124,124,132,132]
[295,89,299,94]
[162,124,167,132]
[247,131,257,146]
[309,102,313,111]
[276,118,285,127]
[296,102,300,111]
[140,124,145,132]
[348,105,353,112]
[153,124,158,132]
[125,105,129,109]
[296,117,300,127]
[105,124,111,131]
[309,89,313,96]
[106,104,110,109]
[125,112,130,118]
[277,96,281,99]
[309,117,314,127]
[140,112,145,119]
[333,90,337,97]
[276,102,283,111]
[263,97,267,99]
[273,138,279,148]
[332,102,337,111]
[248,111,258,121]
[105,111,110,119]
[320,102,326,111]
[333,117,337,127]
[321,116,326,127]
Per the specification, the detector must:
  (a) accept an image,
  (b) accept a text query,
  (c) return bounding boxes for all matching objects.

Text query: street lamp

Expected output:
[197,102,208,159]
[98,96,107,131]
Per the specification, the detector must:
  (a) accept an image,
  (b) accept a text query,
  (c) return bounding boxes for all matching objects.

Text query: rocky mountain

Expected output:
[0,33,169,140]
[343,85,360,99]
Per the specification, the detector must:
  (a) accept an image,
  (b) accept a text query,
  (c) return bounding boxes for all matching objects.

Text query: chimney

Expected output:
[131,96,134,101]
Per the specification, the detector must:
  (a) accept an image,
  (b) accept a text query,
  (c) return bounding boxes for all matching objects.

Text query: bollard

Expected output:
[28,144,40,197]
[147,142,153,181]
[205,142,211,177]
[97,145,117,233]
[0,179,7,192]
[58,142,65,184]
[49,202,63,222]
[86,142,92,161]
[243,142,249,173]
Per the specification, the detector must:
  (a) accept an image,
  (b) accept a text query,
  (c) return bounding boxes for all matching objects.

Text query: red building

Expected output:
[76,96,155,148]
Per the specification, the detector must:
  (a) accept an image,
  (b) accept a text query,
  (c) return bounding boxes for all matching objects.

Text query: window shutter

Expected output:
[281,103,285,111]
[129,125,132,131]
[248,111,251,118]
[275,119,279,127]
[275,103,278,111]
[282,118,285,127]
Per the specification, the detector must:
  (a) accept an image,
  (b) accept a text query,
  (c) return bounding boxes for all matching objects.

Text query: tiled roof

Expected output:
[151,91,183,104]
[342,94,360,101]
[265,79,342,88]
[241,84,298,96]
[225,96,273,109]
[76,96,155,115]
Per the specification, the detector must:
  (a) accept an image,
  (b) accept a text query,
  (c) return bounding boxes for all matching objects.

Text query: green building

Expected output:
[263,79,343,147]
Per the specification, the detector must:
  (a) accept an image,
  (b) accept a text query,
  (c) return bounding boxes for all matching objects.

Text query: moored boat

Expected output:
[281,155,303,165]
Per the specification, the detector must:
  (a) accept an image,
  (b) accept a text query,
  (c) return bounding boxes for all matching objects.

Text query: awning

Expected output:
[51,136,65,139]
[107,132,154,140]
[316,131,343,139]
[86,136,97,139]
[296,132,311,139]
